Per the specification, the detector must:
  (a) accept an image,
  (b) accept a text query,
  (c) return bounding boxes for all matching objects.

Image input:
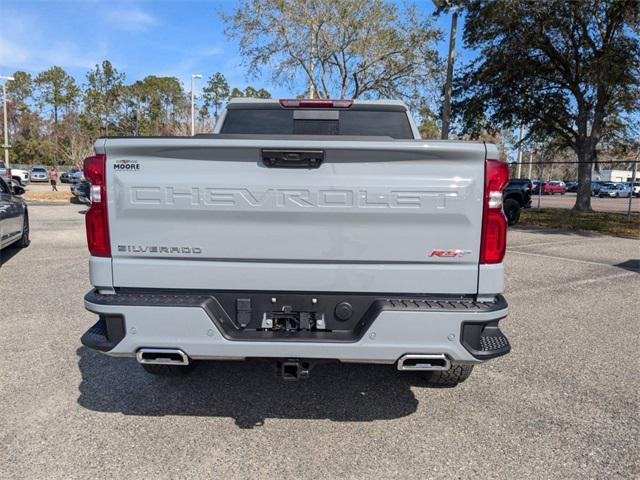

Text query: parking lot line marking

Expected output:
[506,249,625,268]
[507,238,604,249]
[508,271,638,297]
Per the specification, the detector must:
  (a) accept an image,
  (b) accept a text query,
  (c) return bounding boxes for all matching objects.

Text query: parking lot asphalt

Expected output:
[0,203,638,479]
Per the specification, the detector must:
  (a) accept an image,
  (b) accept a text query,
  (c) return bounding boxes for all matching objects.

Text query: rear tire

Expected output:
[422,364,474,387]
[503,198,521,226]
[141,362,196,376]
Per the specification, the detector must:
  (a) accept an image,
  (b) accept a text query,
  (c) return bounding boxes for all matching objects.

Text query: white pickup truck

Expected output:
[0,162,30,187]
[81,98,511,386]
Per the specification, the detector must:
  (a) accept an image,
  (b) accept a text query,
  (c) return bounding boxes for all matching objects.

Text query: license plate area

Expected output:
[261,308,327,332]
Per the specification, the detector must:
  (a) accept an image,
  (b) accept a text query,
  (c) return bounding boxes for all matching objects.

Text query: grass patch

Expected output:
[23,190,72,202]
[519,208,640,238]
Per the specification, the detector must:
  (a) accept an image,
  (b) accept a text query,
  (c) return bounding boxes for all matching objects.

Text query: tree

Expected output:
[34,66,79,125]
[228,86,272,99]
[452,0,640,211]
[229,87,245,99]
[222,0,442,108]
[6,71,33,113]
[416,107,440,139]
[122,76,188,135]
[56,111,94,166]
[202,72,229,122]
[84,60,126,136]
[242,86,271,99]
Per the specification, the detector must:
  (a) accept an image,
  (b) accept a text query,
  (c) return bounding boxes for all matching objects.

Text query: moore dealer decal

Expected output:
[114,159,140,171]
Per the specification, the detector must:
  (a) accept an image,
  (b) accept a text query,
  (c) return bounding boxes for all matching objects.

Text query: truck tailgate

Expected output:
[102,138,486,294]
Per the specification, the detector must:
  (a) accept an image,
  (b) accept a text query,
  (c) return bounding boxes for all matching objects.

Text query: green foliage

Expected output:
[202,72,230,119]
[222,0,442,109]
[7,71,33,112]
[416,107,440,139]
[83,60,126,135]
[229,86,272,99]
[121,76,188,135]
[243,86,271,99]
[452,0,640,210]
[34,66,79,124]
[2,61,272,165]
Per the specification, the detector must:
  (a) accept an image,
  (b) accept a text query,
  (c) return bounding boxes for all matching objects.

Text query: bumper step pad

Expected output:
[80,315,126,352]
[479,329,511,355]
[461,323,511,360]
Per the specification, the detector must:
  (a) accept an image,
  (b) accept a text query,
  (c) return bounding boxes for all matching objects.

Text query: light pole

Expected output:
[516,125,524,178]
[1,75,14,168]
[433,0,458,140]
[191,74,202,136]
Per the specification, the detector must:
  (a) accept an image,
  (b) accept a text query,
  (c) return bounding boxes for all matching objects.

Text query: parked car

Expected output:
[70,171,84,183]
[70,173,90,203]
[503,178,532,225]
[0,161,11,186]
[7,167,30,187]
[565,181,578,192]
[61,168,80,183]
[80,97,511,385]
[593,182,615,196]
[77,180,91,204]
[30,167,49,182]
[70,180,82,197]
[598,183,632,198]
[70,172,83,195]
[591,181,606,196]
[533,180,566,195]
[627,181,640,197]
[0,177,29,251]
[545,180,566,195]
[531,179,540,193]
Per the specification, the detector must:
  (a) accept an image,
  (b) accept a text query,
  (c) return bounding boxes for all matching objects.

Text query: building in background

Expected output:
[593,169,636,182]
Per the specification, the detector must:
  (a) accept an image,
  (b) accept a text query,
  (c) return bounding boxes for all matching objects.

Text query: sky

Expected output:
[0,0,469,98]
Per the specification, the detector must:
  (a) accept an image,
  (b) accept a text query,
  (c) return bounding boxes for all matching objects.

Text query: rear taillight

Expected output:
[279,98,353,109]
[83,154,110,257]
[480,159,509,264]
[6,169,11,179]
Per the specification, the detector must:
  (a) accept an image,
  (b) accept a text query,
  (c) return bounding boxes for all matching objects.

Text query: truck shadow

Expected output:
[76,347,423,428]
[0,245,22,267]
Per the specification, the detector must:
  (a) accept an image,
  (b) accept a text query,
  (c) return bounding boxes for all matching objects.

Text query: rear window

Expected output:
[221,108,414,139]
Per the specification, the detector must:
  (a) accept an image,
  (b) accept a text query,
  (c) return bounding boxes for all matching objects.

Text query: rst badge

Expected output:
[429,249,472,258]
[114,159,140,171]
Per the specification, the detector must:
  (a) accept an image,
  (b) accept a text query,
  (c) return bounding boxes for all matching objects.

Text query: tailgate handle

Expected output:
[261,150,324,169]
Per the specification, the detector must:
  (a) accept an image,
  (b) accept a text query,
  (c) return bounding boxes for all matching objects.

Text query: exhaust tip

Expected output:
[136,348,190,366]
[397,354,450,371]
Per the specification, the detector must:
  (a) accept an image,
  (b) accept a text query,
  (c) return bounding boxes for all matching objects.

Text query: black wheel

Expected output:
[503,198,521,226]
[15,212,30,248]
[141,362,196,376]
[422,364,474,387]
